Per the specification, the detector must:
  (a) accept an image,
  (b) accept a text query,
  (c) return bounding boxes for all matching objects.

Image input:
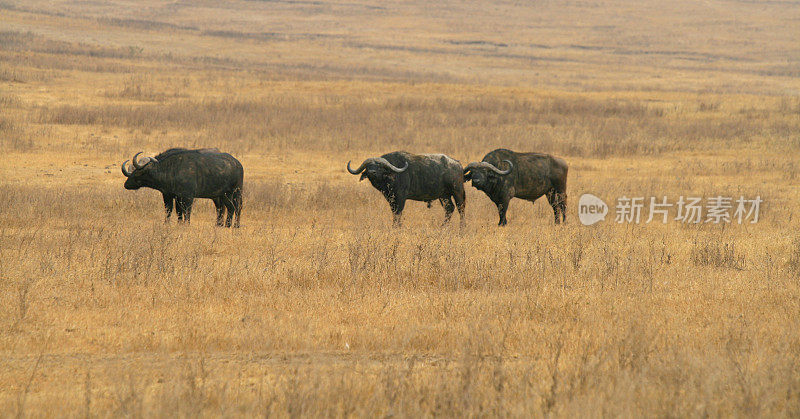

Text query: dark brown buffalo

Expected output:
[121,148,244,227]
[347,151,466,226]
[464,148,567,226]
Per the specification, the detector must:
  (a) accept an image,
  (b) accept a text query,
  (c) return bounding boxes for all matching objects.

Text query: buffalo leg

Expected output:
[213,198,225,227]
[184,199,193,223]
[390,197,406,227]
[496,197,510,226]
[546,189,559,224]
[175,198,184,222]
[553,175,567,223]
[452,186,466,227]
[232,188,242,228]
[547,189,566,224]
[497,202,507,226]
[223,194,236,228]
[176,197,193,224]
[162,193,175,222]
[440,197,455,224]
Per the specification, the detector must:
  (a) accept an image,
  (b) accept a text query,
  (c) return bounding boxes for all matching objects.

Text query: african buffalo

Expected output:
[347,151,466,226]
[464,148,567,226]
[121,148,244,227]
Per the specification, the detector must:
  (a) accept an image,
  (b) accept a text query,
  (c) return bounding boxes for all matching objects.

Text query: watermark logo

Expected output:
[578,194,762,225]
[578,194,608,225]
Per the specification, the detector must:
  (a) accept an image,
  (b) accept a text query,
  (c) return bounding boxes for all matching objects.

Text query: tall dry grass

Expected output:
[1,0,800,416]
[1,173,798,416]
[29,90,799,158]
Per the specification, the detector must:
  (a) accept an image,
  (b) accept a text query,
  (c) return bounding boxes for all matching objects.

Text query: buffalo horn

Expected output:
[121,160,134,177]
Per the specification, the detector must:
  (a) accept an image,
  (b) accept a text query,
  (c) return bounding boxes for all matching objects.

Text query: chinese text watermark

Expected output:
[578,194,762,226]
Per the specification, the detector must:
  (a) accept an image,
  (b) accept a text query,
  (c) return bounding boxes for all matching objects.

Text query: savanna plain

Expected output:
[1,0,799,416]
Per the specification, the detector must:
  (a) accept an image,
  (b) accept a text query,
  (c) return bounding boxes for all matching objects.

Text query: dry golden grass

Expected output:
[1,0,800,416]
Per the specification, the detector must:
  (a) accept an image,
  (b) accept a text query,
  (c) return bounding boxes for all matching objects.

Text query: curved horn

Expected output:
[121,160,134,177]
[132,152,157,169]
[376,157,408,173]
[498,160,513,175]
[463,162,481,174]
[132,151,146,169]
[347,160,367,175]
[484,160,513,175]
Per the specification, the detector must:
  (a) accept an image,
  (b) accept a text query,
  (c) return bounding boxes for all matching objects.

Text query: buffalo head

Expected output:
[121,152,159,190]
[463,160,513,191]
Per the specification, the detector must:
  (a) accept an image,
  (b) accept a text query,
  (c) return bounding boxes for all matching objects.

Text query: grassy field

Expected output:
[1,0,800,416]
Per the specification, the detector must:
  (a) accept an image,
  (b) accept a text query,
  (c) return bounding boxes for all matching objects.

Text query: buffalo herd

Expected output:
[122,148,567,227]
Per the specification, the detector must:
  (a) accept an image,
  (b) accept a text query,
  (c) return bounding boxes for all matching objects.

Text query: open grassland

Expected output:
[1,0,800,416]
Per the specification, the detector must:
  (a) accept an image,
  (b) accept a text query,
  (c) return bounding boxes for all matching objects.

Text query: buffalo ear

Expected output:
[464,172,472,181]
